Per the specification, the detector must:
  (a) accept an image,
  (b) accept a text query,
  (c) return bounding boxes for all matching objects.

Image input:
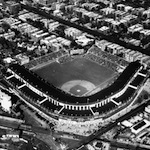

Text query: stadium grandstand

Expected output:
[7,61,141,104]
[3,59,148,121]
[24,49,68,69]
[88,45,129,68]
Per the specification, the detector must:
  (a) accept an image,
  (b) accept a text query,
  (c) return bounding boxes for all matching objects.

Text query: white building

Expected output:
[75,35,94,47]
[0,90,11,113]
[15,54,29,65]
[70,49,84,55]
[65,27,82,39]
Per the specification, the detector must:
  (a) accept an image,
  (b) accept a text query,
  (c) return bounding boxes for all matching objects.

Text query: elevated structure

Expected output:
[3,59,148,121]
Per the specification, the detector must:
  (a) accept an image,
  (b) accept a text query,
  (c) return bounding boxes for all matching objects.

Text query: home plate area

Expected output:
[61,80,96,96]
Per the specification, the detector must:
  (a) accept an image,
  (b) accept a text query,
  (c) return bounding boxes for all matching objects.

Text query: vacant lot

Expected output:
[34,57,116,95]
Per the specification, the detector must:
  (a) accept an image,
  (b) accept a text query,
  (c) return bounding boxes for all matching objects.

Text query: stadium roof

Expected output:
[9,61,141,104]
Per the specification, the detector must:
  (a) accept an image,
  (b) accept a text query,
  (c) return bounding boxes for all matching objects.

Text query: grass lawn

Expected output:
[34,57,115,90]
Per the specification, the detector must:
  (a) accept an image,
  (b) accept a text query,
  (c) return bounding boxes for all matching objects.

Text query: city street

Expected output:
[72,98,150,150]
[21,3,150,56]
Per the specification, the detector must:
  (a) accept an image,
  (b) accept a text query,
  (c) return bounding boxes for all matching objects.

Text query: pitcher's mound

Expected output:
[61,80,96,96]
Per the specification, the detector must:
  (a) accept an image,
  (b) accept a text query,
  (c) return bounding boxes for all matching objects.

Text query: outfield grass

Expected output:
[34,57,116,90]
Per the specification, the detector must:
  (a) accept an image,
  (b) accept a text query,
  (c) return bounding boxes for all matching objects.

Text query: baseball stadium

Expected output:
[33,56,116,97]
[3,46,148,124]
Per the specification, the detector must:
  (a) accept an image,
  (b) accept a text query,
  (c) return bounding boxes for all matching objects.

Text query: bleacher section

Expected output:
[114,87,136,104]
[5,71,13,78]
[84,53,118,71]
[88,46,129,67]
[8,76,24,87]
[139,69,147,75]
[20,86,45,102]
[58,55,74,64]
[60,108,93,117]
[24,50,67,69]
[8,61,141,104]
[91,102,117,115]
[41,100,63,112]
[131,75,145,87]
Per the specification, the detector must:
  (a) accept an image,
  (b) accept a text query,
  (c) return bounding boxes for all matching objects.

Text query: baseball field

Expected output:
[33,57,116,96]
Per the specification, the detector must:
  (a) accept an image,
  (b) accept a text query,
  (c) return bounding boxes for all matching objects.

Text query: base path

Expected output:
[61,80,96,96]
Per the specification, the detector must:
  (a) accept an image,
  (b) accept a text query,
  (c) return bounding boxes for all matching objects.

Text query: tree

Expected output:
[144,94,148,100]
[137,97,142,103]
[1,22,10,32]
[11,28,21,37]
[132,31,140,40]
[120,23,127,34]
[141,37,149,47]
[0,37,6,44]
[26,141,33,150]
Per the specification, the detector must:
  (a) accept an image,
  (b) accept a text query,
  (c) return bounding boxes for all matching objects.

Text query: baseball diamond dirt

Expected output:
[61,80,96,96]
[34,57,116,96]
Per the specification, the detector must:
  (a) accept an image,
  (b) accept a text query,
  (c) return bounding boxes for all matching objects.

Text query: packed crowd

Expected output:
[88,45,129,67]
[84,53,118,71]
[24,50,67,69]
[58,54,74,64]
[54,119,101,136]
